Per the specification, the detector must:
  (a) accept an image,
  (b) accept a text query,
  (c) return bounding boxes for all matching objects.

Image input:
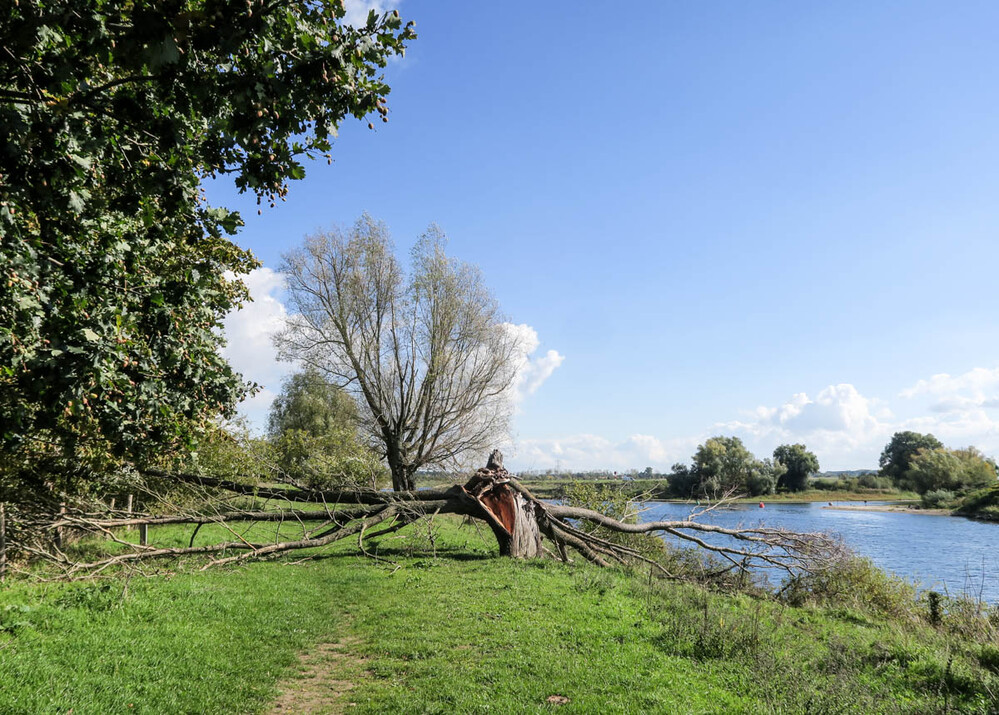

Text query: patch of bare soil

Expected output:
[270,636,370,714]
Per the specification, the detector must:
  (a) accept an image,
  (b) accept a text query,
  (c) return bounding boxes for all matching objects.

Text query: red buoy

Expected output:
[759,501,765,508]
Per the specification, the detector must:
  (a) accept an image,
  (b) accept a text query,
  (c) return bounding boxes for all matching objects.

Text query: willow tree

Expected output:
[276,216,520,491]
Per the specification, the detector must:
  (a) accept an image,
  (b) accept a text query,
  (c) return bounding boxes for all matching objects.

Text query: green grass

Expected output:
[1,517,997,713]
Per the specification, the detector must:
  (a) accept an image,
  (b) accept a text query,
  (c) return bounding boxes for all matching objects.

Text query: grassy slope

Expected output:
[0,518,996,713]
[956,484,999,521]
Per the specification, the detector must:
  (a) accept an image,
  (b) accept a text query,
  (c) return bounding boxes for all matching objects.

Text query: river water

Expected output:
[638,501,999,602]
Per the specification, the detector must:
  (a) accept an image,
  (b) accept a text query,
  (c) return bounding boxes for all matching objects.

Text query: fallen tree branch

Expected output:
[8,452,845,583]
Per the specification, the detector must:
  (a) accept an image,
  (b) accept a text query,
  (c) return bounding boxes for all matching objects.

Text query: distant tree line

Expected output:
[662,438,820,498]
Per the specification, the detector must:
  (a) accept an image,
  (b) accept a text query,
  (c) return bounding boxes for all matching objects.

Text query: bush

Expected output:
[271,428,387,490]
[920,489,956,508]
[561,481,666,559]
[955,484,999,520]
[856,474,893,490]
[782,555,918,620]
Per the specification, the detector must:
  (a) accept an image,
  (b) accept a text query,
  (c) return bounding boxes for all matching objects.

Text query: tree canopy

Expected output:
[276,216,521,491]
[688,436,784,497]
[268,368,359,439]
[267,368,383,489]
[906,446,997,496]
[0,2,415,491]
[878,431,943,488]
[773,443,820,492]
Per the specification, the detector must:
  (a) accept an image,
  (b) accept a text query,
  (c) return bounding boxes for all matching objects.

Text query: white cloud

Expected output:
[713,383,894,470]
[511,433,698,473]
[342,0,401,28]
[900,366,999,413]
[502,323,565,405]
[222,268,295,429]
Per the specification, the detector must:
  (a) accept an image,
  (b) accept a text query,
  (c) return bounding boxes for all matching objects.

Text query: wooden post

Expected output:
[109,497,116,512]
[139,523,148,547]
[126,494,133,530]
[0,501,7,583]
[55,502,66,550]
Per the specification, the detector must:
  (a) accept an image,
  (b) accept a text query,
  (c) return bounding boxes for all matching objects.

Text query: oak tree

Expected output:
[0,1,415,492]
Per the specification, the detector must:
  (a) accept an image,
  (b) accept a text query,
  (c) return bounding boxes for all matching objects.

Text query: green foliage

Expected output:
[879,431,944,488]
[773,443,820,492]
[267,368,385,489]
[267,368,359,438]
[0,2,415,490]
[185,422,272,483]
[666,462,698,497]
[856,473,894,490]
[271,429,386,489]
[921,488,957,508]
[907,446,997,496]
[955,483,999,521]
[782,555,920,621]
[561,481,666,559]
[689,435,782,497]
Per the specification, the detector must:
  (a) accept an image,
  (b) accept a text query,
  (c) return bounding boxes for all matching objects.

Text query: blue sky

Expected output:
[212,1,999,472]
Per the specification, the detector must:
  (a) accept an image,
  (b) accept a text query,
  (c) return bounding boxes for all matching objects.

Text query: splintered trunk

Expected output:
[460,452,542,558]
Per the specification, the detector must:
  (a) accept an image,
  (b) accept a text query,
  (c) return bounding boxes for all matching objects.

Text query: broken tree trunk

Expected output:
[460,451,542,558]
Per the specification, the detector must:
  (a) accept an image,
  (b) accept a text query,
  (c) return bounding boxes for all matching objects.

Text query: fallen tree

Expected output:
[5,451,845,581]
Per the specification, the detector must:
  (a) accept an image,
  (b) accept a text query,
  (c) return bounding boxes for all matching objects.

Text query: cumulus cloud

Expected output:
[714,372,999,469]
[502,323,565,405]
[900,366,999,414]
[512,433,697,473]
[712,383,893,469]
[222,268,295,429]
[342,0,401,28]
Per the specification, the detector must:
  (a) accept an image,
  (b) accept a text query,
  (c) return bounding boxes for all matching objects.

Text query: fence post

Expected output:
[0,502,7,583]
[55,502,66,550]
[139,522,148,547]
[126,494,133,531]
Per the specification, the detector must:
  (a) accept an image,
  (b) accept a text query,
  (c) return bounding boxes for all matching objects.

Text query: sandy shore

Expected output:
[822,503,952,516]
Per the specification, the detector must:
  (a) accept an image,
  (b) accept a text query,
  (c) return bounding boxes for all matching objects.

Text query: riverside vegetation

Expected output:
[1,510,998,712]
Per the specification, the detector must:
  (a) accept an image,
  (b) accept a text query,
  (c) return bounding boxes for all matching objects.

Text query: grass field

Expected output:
[1,517,997,713]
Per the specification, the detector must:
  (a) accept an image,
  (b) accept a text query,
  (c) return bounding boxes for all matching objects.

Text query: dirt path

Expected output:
[270,636,369,714]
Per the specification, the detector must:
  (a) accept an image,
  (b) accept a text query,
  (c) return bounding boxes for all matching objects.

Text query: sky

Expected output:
[211,1,999,473]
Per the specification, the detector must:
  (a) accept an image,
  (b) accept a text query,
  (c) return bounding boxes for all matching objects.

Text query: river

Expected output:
[638,500,999,602]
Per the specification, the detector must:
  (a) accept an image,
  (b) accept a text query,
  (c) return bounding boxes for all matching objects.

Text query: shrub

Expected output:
[561,482,666,559]
[856,474,893,490]
[782,554,918,620]
[921,489,956,508]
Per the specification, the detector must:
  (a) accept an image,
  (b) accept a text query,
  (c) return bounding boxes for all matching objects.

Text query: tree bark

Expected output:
[460,457,542,558]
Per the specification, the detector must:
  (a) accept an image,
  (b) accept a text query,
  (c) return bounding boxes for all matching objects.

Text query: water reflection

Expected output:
[639,501,999,602]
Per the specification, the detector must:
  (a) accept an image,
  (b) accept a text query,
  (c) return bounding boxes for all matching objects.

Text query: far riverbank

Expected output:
[822,503,951,516]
